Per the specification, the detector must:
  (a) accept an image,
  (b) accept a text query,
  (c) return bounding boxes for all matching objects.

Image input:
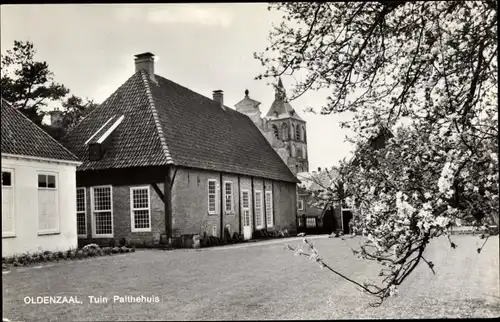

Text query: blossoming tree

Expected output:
[255,1,498,305]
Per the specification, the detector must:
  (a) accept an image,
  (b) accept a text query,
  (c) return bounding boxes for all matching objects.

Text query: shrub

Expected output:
[112,247,120,254]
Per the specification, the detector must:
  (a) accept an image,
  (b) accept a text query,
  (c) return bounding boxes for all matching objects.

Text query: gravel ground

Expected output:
[2,235,499,321]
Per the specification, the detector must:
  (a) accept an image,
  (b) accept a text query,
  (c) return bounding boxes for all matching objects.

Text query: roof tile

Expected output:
[1,99,78,162]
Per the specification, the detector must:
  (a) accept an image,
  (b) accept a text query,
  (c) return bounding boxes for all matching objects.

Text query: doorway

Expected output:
[341,210,352,234]
[241,190,252,240]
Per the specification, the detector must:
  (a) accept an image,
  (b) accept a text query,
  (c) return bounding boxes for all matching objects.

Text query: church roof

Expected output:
[265,100,304,121]
[264,78,304,121]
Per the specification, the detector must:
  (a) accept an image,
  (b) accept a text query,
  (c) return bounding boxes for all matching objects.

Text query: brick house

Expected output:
[296,128,395,234]
[296,169,345,234]
[61,52,299,246]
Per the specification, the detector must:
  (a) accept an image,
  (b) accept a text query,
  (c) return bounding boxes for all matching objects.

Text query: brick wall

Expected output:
[272,180,297,234]
[171,168,221,237]
[77,166,297,245]
[171,167,297,238]
[78,183,165,247]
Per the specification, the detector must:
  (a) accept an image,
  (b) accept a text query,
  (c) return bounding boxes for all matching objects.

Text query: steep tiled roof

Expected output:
[61,72,172,171]
[62,70,299,183]
[1,98,79,162]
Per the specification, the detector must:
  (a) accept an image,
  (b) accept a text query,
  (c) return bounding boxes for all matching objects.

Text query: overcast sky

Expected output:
[1,4,355,170]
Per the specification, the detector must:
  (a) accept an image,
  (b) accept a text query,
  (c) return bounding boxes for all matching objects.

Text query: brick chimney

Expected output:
[212,90,225,110]
[134,52,156,83]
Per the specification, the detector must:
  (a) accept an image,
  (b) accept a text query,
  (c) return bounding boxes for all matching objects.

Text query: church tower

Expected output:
[235,78,309,175]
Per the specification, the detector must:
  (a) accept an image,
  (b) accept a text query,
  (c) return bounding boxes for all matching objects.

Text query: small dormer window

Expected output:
[86,115,125,161]
[89,143,102,161]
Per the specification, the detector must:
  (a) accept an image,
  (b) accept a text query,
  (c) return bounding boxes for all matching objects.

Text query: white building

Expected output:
[1,99,81,257]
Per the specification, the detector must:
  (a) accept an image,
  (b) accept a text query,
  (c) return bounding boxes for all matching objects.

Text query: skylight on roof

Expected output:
[85,116,115,145]
[97,115,125,144]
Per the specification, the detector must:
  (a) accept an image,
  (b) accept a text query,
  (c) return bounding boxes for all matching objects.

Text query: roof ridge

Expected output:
[1,98,79,161]
[154,74,262,119]
[139,70,174,165]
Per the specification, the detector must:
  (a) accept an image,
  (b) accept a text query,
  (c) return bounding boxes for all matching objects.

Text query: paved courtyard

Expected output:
[2,235,499,321]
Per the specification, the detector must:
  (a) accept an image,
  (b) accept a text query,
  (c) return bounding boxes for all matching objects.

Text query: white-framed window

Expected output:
[76,188,87,237]
[208,179,217,214]
[91,186,113,238]
[37,172,59,234]
[255,190,263,229]
[2,169,15,237]
[242,190,251,227]
[298,199,304,211]
[224,181,234,213]
[130,186,151,232]
[265,191,273,227]
[306,217,316,228]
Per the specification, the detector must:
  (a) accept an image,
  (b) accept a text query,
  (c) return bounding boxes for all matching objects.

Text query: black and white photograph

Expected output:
[1,2,498,320]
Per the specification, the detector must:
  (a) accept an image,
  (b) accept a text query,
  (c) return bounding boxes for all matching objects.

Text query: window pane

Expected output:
[77,212,86,235]
[76,188,85,212]
[266,192,273,226]
[132,188,148,209]
[2,172,12,186]
[209,195,216,212]
[38,190,57,231]
[93,187,111,211]
[306,217,316,228]
[95,211,112,234]
[255,192,262,227]
[242,191,249,209]
[243,209,250,226]
[208,181,216,194]
[208,181,216,212]
[47,175,56,188]
[38,174,47,188]
[225,183,232,212]
[134,209,150,229]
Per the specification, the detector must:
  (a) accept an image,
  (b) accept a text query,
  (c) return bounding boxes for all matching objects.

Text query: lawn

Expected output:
[2,235,499,321]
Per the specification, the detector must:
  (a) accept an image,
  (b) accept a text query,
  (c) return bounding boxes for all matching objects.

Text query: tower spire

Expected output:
[275,77,286,100]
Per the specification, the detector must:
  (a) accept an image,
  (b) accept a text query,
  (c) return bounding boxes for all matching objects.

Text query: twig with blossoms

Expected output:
[285,238,393,306]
